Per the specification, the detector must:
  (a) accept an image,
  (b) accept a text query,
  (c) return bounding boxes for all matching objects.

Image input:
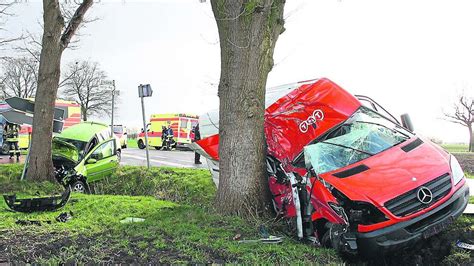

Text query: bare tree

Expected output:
[27,0,93,181]
[210,0,286,216]
[61,61,112,121]
[444,92,474,152]
[0,0,22,47]
[0,56,39,98]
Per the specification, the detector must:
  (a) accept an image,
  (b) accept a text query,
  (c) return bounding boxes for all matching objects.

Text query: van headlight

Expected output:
[450,155,465,185]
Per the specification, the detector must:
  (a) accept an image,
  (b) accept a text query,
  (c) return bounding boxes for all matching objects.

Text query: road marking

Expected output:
[122,154,190,168]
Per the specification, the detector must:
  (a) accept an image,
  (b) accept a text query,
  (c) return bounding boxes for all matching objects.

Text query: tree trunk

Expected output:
[27,0,92,181]
[26,0,64,180]
[82,107,88,121]
[211,0,285,216]
[469,125,473,152]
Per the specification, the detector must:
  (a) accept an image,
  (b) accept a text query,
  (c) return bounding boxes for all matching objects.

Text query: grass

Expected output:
[1,164,472,264]
[0,165,340,264]
[466,172,474,179]
[442,143,470,153]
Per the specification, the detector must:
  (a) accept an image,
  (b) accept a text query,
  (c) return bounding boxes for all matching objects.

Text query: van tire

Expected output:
[138,140,145,149]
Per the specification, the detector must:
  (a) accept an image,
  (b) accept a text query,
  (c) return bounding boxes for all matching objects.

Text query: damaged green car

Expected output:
[53,122,121,193]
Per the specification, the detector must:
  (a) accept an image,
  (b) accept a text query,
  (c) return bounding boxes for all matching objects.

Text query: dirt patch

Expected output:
[454,152,474,174]
[0,228,242,264]
[0,229,192,264]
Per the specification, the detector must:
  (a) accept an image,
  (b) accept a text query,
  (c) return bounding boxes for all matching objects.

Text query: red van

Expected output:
[192,78,469,256]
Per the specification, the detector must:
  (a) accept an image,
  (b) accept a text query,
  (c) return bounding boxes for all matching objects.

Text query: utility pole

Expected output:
[110,80,116,137]
[138,84,153,169]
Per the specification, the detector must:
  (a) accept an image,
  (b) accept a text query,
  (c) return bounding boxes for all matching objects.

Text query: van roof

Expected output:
[59,121,108,142]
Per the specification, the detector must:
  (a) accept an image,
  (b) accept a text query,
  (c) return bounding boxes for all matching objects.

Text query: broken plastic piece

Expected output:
[56,211,73,223]
[238,235,283,244]
[456,240,474,250]
[15,220,52,226]
[3,188,71,213]
[120,217,145,223]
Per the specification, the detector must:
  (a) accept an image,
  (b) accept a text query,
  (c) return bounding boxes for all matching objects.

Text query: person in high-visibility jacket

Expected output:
[5,123,20,160]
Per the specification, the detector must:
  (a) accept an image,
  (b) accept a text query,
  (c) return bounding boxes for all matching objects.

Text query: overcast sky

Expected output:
[3,0,474,143]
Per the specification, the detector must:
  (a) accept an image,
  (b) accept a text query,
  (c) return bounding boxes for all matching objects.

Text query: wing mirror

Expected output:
[400,113,414,132]
[86,158,97,164]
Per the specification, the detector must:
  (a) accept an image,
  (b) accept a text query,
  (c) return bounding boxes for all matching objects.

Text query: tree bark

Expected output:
[82,107,87,121]
[469,125,473,152]
[211,0,285,216]
[26,0,65,180]
[26,0,92,181]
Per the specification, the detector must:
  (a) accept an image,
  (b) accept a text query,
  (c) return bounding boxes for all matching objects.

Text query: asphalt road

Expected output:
[120,147,208,169]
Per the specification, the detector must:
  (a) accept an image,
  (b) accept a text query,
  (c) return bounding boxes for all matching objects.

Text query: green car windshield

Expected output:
[53,137,88,162]
[304,107,412,174]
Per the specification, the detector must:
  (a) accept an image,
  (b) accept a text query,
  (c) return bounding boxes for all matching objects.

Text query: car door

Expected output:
[84,139,118,182]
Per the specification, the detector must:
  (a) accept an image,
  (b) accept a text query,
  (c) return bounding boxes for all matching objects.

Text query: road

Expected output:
[121,147,208,169]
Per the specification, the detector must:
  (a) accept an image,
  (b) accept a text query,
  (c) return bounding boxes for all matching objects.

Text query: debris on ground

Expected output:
[232,234,241,241]
[3,188,71,213]
[56,211,73,223]
[120,217,145,223]
[456,240,474,250]
[238,235,283,244]
[15,220,52,226]
[463,204,474,214]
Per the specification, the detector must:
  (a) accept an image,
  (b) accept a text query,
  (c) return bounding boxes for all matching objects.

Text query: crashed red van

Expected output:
[192,78,470,256]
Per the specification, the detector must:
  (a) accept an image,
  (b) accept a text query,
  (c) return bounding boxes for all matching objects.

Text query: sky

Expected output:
[2,0,474,143]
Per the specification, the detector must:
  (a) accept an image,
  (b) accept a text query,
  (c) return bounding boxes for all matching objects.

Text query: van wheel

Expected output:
[138,140,145,149]
[71,180,90,194]
[321,230,332,248]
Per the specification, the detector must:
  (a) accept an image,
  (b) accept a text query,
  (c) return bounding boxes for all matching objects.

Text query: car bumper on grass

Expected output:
[357,183,470,257]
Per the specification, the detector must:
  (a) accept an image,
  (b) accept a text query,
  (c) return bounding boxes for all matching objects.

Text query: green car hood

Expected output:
[52,138,79,164]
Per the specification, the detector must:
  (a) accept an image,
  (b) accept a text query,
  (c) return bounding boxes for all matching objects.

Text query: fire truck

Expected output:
[137,113,199,150]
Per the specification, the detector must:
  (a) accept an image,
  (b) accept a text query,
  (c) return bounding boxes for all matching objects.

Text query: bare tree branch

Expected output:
[61,60,112,121]
[0,56,39,99]
[443,91,474,151]
[60,0,93,50]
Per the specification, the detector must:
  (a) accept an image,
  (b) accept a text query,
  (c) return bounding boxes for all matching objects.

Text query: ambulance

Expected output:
[137,113,199,150]
[17,100,82,149]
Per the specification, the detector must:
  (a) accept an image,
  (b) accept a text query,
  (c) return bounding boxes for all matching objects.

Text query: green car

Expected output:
[52,122,121,193]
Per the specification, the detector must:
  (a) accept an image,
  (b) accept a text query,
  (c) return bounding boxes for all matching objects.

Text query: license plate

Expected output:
[422,217,454,239]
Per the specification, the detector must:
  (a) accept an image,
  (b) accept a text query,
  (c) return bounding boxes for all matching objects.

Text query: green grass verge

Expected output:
[1,164,472,264]
[465,172,473,179]
[441,143,469,153]
[0,190,340,264]
[91,166,216,205]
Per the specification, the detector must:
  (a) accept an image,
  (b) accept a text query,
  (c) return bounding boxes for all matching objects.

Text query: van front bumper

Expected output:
[356,182,469,257]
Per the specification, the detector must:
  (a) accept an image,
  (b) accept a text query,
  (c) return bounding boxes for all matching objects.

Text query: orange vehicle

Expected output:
[137,113,199,150]
[17,100,82,149]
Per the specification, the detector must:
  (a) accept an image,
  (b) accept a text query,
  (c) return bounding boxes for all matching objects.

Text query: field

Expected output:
[442,143,470,153]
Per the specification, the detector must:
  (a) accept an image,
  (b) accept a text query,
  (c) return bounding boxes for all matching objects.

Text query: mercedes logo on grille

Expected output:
[417,186,433,204]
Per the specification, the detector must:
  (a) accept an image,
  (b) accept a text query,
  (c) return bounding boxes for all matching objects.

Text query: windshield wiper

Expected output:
[321,141,374,156]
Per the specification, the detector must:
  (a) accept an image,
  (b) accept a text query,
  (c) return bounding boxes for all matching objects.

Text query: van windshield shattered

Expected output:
[304,107,412,174]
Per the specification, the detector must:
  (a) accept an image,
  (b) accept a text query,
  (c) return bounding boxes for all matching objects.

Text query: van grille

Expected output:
[384,173,452,217]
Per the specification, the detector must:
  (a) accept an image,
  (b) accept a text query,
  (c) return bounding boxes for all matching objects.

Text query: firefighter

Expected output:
[6,123,20,160]
[193,123,202,164]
